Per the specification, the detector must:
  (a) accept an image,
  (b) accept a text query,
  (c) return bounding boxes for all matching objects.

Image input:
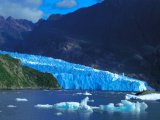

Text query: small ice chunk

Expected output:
[125,93,160,100]
[16,98,28,102]
[7,105,17,108]
[55,112,63,116]
[83,92,92,96]
[54,102,80,111]
[35,104,53,109]
[76,92,92,96]
[78,97,93,113]
[99,100,148,113]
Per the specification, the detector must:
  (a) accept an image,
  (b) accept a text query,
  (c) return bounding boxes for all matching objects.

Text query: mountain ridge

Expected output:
[0,0,160,89]
[0,16,34,50]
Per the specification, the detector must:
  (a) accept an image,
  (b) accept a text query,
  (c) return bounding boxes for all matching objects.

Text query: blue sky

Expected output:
[41,0,103,18]
[0,0,103,22]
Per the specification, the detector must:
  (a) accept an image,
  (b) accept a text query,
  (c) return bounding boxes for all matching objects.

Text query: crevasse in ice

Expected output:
[0,51,148,91]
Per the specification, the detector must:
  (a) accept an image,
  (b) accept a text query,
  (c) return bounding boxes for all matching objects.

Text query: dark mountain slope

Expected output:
[0,16,34,50]
[22,0,160,89]
[27,0,160,47]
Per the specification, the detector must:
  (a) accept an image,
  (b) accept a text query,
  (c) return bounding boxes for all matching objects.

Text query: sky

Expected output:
[0,0,103,22]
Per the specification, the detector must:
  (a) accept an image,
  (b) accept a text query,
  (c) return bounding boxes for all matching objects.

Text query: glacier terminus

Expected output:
[0,51,150,91]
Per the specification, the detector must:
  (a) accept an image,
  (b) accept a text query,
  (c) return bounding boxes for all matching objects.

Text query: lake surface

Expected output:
[0,90,160,120]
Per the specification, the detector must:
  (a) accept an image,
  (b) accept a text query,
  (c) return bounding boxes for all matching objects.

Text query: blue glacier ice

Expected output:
[0,50,149,91]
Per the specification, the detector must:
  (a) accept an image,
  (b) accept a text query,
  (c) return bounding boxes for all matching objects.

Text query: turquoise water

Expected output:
[0,90,159,120]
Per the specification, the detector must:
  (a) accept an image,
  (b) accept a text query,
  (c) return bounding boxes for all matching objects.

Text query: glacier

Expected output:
[0,50,149,91]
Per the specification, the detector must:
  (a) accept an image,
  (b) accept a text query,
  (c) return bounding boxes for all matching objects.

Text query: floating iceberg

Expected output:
[99,100,148,113]
[53,97,148,113]
[16,98,28,102]
[0,50,149,91]
[35,104,53,109]
[54,102,80,111]
[54,97,93,113]
[125,93,160,100]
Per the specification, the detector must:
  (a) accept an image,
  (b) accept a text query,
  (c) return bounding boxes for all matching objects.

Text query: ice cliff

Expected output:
[0,51,149,91]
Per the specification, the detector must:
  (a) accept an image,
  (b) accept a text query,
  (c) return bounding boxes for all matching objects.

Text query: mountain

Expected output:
[0,54,60,89]
[0,51,149,92]
[24,0,160,87]
[0,16,34,51]
[0,0,160,88]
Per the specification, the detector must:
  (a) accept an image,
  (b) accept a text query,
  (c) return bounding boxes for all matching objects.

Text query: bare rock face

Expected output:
[0,16,34,50]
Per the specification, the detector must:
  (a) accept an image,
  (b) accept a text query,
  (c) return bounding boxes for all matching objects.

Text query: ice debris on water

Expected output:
[7,105,17,108]
[34,104,53,109]
[16,98,28,102]
[55,112,63,116]
[126,93,160,100]
[99,100,148,113]
[54,102,80,111]
[75,92,92,96]
[54,97,93,113]
[53,97,148,113]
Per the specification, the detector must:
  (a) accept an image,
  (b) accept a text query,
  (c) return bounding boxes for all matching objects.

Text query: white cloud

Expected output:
[56,0,78,8]
[25,0,42,6]
[0,0,43,22]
